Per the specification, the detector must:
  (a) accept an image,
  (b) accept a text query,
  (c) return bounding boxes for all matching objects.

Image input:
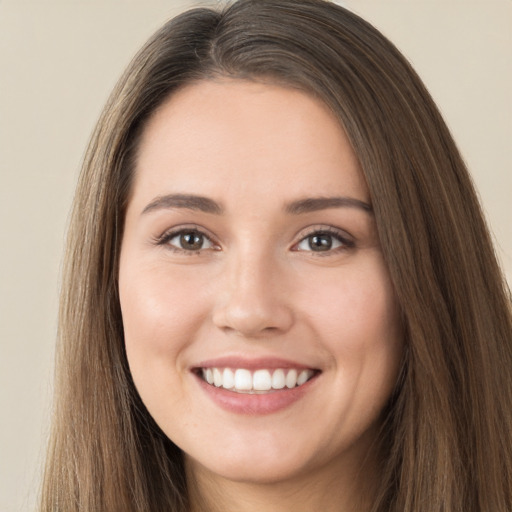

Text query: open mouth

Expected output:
[195,367,319,394]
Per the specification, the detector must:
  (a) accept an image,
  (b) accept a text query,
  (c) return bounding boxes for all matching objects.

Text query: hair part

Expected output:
[41,1,512,510]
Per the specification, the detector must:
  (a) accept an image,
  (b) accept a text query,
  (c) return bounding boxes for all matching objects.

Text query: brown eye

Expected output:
[179,232,204,251]
[295,229,353,254]
[165,230,214,252]
[308,234,333,251]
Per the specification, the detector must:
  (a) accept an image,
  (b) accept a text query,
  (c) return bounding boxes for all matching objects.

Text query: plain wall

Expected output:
[0,1,510,510]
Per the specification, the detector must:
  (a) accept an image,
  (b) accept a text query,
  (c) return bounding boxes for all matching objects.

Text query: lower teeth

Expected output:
[230,388,280,394]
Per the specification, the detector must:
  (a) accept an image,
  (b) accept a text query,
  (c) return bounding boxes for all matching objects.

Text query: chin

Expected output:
[187,451,314,485]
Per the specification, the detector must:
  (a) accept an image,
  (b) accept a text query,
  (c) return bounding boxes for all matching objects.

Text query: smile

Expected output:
[200,367,317,394]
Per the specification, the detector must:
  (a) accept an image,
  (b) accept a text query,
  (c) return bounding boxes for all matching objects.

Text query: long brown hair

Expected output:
[41,1,512,510]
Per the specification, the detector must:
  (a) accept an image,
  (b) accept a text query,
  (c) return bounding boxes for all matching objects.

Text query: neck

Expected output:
[186,446,380,512]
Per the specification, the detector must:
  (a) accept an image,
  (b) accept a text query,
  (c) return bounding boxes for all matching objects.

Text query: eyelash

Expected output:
[153,225,219,256]
[153,225,355,256]
[293,226,355,255]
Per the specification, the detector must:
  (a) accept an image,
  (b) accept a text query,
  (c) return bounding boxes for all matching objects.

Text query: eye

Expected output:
[294,229,353,253]
[160,229,216,252]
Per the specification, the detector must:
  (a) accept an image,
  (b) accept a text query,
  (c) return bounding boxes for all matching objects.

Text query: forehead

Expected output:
[132,79,369,209]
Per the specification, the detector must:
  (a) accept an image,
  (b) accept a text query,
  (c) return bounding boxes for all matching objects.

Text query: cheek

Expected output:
[298,261,401,351]
[118,264,211,426]
[303,260,403,430]
[118,261,209,400]
[120,262,206,348]
[297,257,403,408]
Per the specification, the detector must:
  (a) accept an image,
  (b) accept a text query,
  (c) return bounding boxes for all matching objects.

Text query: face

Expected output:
[119,79,403,486]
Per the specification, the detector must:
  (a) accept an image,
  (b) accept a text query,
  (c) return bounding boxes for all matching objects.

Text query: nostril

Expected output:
[212,302,290,335]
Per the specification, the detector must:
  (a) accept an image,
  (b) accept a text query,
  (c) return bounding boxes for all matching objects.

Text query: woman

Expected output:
[40,0,512,511]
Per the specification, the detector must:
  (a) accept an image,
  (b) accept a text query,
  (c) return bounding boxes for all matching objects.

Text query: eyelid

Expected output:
[153,224,220,252]
[291,225,355,253]
[152,223,355,255]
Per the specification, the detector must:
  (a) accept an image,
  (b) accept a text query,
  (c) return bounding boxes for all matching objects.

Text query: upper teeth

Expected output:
[201,368,314,393]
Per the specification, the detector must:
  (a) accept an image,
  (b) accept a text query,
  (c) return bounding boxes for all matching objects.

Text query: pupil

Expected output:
[309,234,332,251]
[180,232,202,250]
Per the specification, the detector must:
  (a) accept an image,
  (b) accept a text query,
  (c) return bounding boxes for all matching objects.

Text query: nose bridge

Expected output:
[231,244,270,298]
[213,243,293,336]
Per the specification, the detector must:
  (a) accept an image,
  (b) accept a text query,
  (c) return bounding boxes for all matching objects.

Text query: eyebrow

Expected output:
[142,194,224,215]
[141,193,372,216]
[285,196,372,214]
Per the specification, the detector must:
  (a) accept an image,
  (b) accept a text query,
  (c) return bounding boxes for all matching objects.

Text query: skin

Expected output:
[119,79,403,512]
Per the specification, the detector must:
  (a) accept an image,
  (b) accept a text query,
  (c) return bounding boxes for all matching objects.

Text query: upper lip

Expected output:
[193,356,319,371]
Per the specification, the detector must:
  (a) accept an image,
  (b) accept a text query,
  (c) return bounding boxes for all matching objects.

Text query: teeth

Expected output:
[234,369,252,390]
[253,369,272,391]
[271,369,285,389]
[213,368,222,387]
[297,370,309,386]
[222,368,235,389]
[286,369,297,389]
[200,367,315,393]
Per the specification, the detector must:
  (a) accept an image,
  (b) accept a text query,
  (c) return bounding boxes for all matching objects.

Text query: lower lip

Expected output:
[194,373,319,415]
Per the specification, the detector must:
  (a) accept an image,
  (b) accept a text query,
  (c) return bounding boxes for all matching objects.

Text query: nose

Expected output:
[212,250,294,338]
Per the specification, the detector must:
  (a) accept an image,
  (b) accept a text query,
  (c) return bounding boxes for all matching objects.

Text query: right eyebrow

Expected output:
[141,194,224,216]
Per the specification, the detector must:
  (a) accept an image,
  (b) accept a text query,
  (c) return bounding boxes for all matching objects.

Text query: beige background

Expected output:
[0,1,510,510]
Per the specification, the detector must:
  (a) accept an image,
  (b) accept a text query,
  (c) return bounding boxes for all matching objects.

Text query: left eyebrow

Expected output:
[285,196,373,215]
